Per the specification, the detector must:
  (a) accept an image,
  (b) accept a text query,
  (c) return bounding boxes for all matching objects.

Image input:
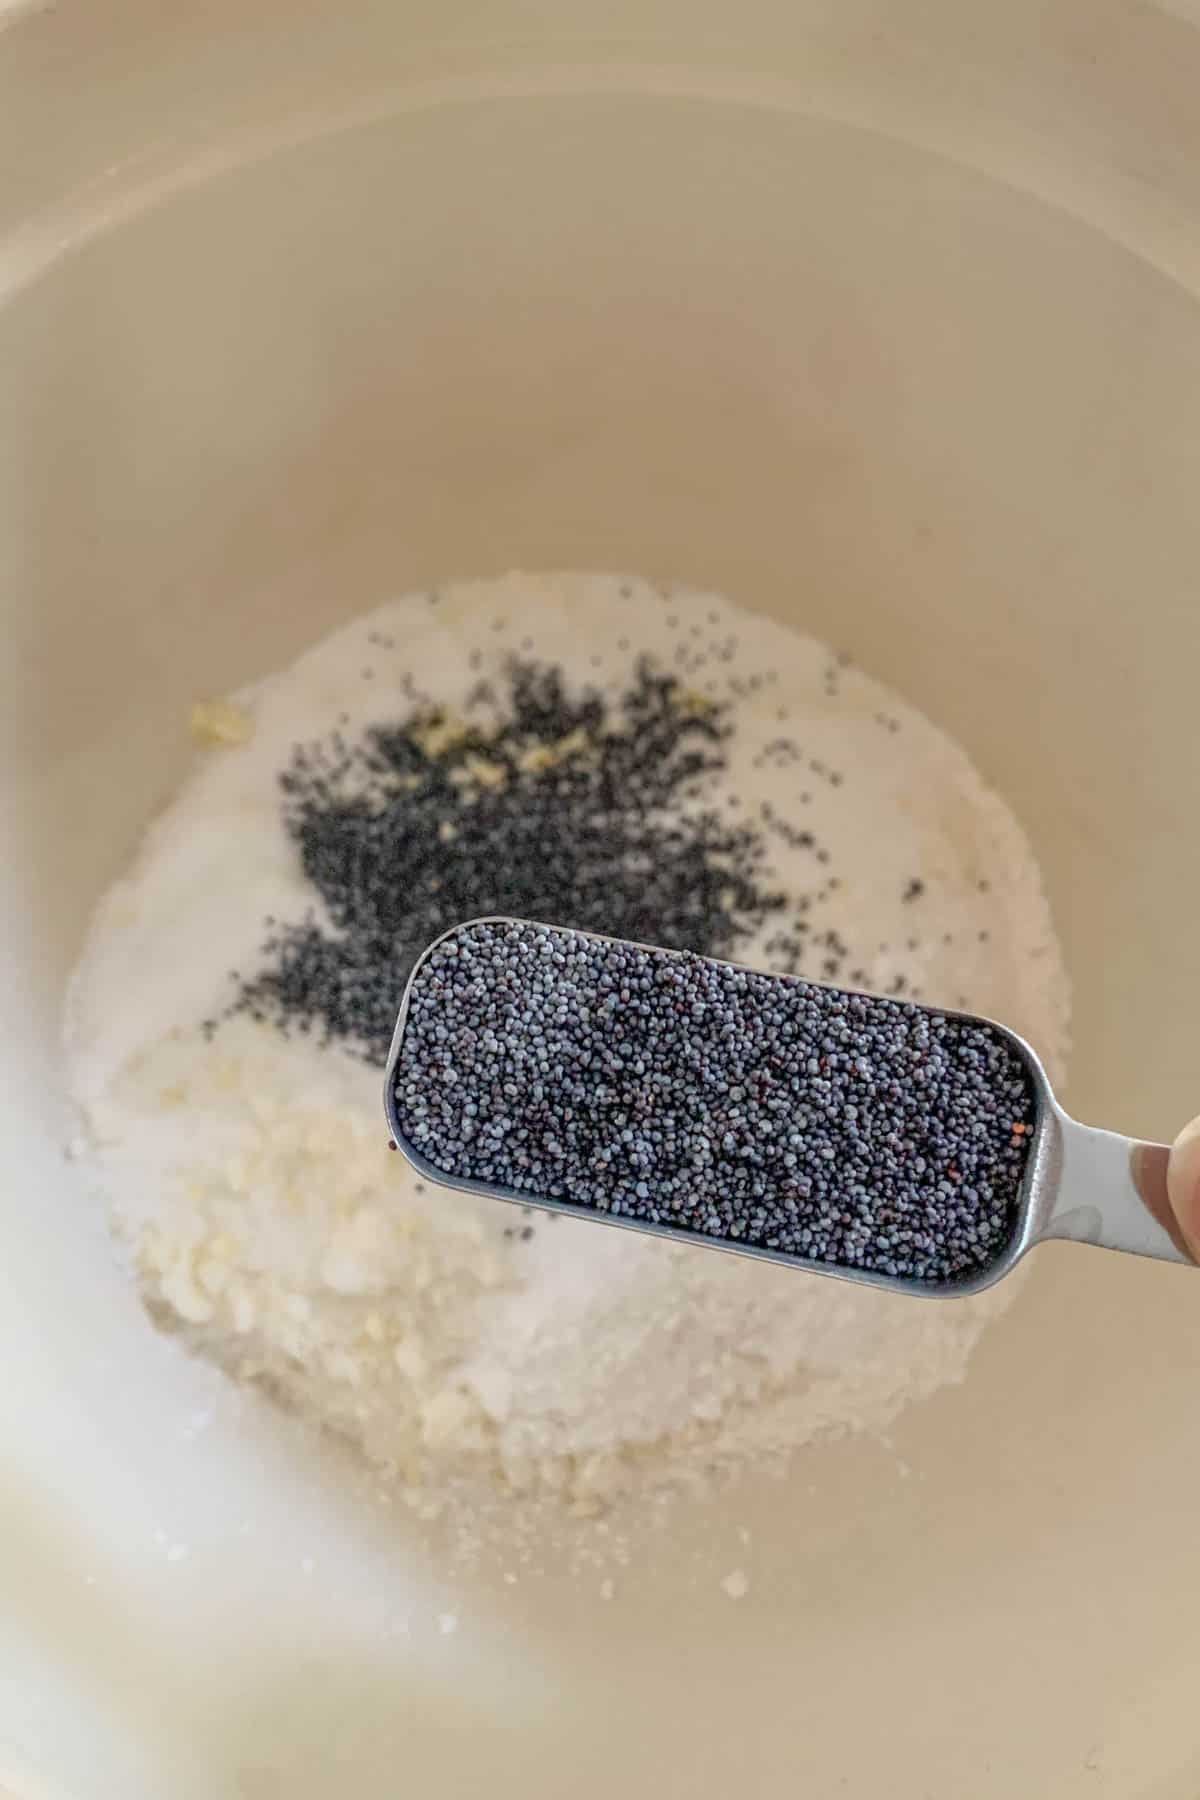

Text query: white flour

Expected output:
[66,572,1069,1534]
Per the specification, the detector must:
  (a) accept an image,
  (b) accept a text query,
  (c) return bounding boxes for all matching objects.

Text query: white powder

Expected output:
[66,572,1069,1540]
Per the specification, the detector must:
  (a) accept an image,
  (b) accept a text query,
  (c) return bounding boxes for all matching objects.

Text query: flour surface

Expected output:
[67,572,1069,1525]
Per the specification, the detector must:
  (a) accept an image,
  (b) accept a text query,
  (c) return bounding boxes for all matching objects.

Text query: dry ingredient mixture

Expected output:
[66,572,1069,1544]
[393,921,1039,1283]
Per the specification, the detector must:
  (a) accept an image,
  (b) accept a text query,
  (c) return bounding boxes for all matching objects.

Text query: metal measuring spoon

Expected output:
[384,918,1194,1297]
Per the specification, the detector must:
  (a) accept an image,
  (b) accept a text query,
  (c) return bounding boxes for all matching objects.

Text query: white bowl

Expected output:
[3,3,1199,1796]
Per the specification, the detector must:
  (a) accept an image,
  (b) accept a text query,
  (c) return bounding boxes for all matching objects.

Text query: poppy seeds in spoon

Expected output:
[392,919,1039,1284]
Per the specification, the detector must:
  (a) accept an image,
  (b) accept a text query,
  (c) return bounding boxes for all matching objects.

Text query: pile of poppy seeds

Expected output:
[234,657,802,1058]
[393,921,1039,1285]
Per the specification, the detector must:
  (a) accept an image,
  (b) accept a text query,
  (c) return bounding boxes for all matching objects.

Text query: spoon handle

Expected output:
[1040,1117,1193,1266]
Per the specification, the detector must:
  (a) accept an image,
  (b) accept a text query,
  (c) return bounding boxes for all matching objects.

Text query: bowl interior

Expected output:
[3,67,1200,1800]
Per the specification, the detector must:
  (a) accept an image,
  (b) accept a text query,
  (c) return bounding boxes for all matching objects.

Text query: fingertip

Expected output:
[1166,1117,1200,1262]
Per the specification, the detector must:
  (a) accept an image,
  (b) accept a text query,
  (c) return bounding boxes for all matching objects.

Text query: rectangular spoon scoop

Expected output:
[384,918,1193,1297]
